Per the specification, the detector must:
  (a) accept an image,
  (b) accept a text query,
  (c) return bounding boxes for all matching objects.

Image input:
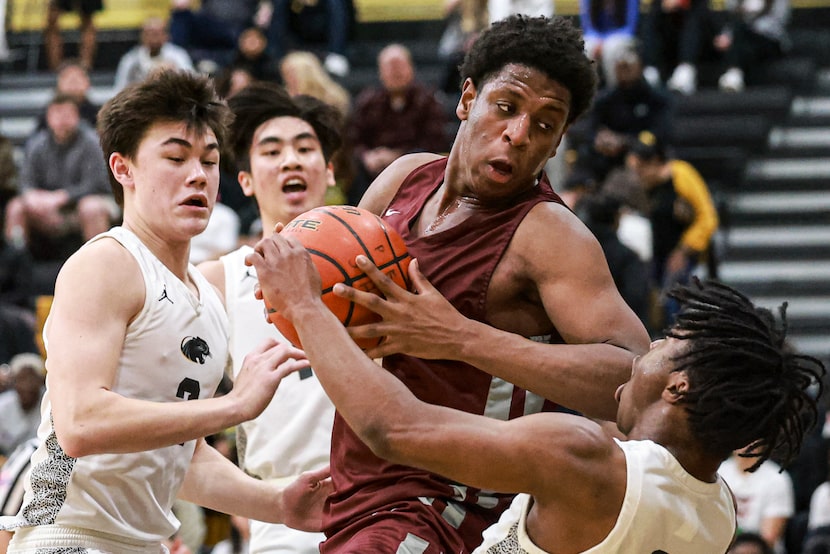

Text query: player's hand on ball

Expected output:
[232,337,310,421]
[333,257,469,360]
[246,233,325,322]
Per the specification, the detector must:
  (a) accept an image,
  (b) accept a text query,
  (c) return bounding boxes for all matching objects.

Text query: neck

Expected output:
[628,413,720,483]
[123,220,191,281]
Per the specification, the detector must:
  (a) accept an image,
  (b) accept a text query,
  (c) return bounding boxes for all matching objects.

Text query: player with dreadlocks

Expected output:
[248,228,826,554]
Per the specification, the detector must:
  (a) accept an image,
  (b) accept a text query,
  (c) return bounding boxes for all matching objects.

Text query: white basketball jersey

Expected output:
[221,246,334,553]
[7,227,228,543]
[474,439,736,554]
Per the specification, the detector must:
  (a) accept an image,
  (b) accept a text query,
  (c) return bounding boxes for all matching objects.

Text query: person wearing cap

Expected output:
[0,353,45,459]
[626,130,718,329]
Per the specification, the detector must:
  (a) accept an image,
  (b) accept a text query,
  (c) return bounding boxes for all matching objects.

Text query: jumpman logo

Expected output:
[242,269,256,281]
[158,284,174,304]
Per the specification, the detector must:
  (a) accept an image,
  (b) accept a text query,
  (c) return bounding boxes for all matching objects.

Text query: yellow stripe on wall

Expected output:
[8,0,830,32]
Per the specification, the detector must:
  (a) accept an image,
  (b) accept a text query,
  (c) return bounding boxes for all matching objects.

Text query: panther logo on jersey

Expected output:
[181,336,211,364]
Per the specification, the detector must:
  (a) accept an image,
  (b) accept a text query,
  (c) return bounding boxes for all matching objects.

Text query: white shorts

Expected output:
[8,524,167,553]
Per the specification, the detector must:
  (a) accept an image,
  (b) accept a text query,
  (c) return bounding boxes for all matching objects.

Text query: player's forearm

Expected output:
[452,319,634,421]
[179,440,283,523]
[291,301,424,454]
[52,389,250,457]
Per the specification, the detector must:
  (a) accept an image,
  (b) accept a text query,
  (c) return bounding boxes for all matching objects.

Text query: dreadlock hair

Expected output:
[666,278,825,472]
[459,14,598,124]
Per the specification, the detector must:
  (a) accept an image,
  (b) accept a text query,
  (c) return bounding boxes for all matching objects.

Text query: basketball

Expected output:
[265,205,412,350]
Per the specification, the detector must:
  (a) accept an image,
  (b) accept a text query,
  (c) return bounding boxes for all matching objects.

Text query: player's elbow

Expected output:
[53,424,96,458]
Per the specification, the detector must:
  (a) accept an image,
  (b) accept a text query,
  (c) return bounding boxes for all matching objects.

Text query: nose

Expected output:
[504,115,531,147]
[187,158,207,185]
[281,146,302,169]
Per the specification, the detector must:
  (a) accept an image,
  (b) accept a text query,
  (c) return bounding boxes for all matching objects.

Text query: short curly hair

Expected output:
[459,15,597,124]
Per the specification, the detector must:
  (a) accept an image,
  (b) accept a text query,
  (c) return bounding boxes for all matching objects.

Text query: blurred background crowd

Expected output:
[0,0,829,552]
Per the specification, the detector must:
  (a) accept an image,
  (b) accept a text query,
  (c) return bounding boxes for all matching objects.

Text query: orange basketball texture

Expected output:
[266,205,412,350]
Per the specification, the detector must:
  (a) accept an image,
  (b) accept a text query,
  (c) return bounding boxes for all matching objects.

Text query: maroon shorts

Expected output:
[321,499,476,554]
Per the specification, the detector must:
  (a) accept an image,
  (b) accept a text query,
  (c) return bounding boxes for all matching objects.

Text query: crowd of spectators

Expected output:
[0,0,823,552]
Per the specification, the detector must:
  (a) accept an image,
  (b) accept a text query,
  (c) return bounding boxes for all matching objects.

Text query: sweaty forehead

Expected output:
[483,64,571,105]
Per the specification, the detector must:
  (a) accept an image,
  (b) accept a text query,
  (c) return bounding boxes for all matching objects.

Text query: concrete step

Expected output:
[769,126,830,150]
[724,225,830,249]
[722,190,830,226]
[741,158,830,191]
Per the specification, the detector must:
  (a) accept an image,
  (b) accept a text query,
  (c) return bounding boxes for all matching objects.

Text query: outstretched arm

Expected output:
[246,234,623,500]
[335,204,650,420]
[179,438,332,530]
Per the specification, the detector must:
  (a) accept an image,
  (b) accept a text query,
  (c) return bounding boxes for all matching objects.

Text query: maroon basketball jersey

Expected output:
[325,158,566,550]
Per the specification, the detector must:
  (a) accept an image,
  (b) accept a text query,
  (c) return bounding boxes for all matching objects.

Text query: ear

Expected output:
[548,123,572,160]
[663,371,689,404]
[237,170,255,197]
[325,161,336,188]
[109,152,133,188]
[456,78,477,122]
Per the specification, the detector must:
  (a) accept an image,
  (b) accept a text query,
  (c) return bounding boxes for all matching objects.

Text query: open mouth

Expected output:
[183,196,207,207]
[283,178,308,194]
[490,161,513,176]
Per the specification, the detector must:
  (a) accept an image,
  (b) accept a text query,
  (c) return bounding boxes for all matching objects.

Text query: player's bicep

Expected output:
[46,241,142,415]
[528,207,647,352]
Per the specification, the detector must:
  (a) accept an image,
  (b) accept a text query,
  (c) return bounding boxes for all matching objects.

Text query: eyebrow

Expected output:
[161,137,220,152]
[256,132,319,147]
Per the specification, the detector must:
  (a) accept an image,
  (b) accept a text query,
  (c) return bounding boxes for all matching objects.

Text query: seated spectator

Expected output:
[579,0,640,87]
[36,60,100,132]
[437,0,489,95]
[169,0,261,69]
[640,0,714,94]
[3,94,114,295]
[626,131,718,328]
[43,0,101,70]
[228,27,281,84]
[583,46,673,182]
[114,16,195,92]
[280,50,353,201]
[215,66,257,100]
[0,353,45,459]
[280,51,351,117]
[713,0,790,92]
[346,43,449,205]
[264,0,356,77]
[720,446,796,553]
[577,192,651,326]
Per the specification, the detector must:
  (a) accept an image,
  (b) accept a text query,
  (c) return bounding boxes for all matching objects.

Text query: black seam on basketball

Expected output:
[379,225,413,290]
[318,207,378,262]
[306,247,358,325]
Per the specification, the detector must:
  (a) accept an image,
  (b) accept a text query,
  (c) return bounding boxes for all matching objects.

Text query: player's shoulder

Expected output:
[360,153,445,214]
[516,200,598,253]
[60,235,139,282]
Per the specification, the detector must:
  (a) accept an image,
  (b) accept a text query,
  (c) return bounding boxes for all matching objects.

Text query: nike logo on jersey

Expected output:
[384,209,401,217]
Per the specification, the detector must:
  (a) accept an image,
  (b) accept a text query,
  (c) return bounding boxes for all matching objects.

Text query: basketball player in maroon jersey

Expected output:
[284,15,650,554]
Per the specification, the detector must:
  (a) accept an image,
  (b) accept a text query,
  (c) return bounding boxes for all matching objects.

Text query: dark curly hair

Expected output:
[459,15,598,124]
[97,69,232,206]
[666,279,825,471]
[227,82,343,173]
